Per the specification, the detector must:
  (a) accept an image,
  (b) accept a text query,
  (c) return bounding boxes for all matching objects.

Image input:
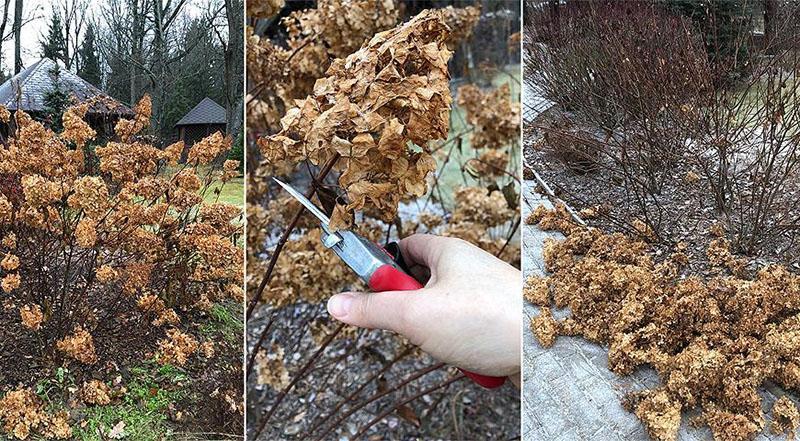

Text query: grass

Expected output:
[203,176,244,207]
[199,301,244,347]
[72,361,189,441]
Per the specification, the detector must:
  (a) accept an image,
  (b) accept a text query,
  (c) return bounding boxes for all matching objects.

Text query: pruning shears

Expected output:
[274,178,506,389]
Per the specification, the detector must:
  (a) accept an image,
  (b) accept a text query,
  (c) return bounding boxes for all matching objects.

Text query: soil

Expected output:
[523,107,800,273]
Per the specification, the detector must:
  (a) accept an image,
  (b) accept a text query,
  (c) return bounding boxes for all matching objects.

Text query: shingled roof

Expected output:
[175,97,227,126]
[0,58,133,116]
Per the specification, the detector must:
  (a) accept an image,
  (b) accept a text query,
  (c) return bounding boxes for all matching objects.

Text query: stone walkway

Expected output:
[521,179,786,441]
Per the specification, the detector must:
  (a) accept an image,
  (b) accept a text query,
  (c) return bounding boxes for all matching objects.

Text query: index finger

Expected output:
[397,233,448,268]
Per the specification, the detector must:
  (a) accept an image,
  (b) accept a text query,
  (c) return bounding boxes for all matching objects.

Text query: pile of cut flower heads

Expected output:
[526,204,800,441]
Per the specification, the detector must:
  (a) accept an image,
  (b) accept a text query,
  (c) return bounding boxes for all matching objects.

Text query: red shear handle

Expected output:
[368,264,507,389]
[368,264,423,291]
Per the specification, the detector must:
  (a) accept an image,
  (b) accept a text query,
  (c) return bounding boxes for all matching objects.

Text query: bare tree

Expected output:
[148,0,189,130]
[13,0,21,73]
[58,0,89,69]
[0,0,11,70]
[222,0,242,138]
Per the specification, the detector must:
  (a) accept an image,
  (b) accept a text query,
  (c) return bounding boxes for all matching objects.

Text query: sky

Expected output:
[0,0,212,76]
[1,0,48,70]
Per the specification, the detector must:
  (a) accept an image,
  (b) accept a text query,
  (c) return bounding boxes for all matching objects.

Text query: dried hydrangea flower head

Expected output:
[772,396,800,438]
[0,388,72,439]
[81,380,112,406]
[246,0,400,135]
[19,304,43,331]
[114,94,151,142]
[255,344,290,389]
[1,253,19,271]
[247,0,284,18]
[6,111,83,178]
[56,326,98,365]
[439,5,481,49]
[187,131,230,165]
[2,273,20,293]
[60,102,96,148]
[157,328,200,366]
[457,83,520,150]
[259,10,453,229]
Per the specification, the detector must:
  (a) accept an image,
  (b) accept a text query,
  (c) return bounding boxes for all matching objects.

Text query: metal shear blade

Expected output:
[272,178,342,247]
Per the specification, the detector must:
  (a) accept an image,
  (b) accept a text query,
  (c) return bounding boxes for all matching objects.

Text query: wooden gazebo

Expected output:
[0,57,134,139]
[174,97,227,146]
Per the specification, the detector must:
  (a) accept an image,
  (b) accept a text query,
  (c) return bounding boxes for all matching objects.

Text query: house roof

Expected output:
[175,97,227,126]
[0,58,133,116]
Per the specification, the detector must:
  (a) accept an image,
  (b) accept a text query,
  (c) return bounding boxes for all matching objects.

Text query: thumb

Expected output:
[327,290,414,333]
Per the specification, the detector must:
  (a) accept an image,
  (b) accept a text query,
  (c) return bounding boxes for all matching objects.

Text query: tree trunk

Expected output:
[0,0,11,71]
[129,0,144,105]
[223,0,243,138]
[764,0,778,53]
[151,0,166,136]
[13,0,21,73]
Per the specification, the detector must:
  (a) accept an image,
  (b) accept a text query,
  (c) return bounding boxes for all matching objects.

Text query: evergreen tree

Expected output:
[41,12,67,63]
[42,66,72,132]
[78,25,102,87]
[161,18,225,138]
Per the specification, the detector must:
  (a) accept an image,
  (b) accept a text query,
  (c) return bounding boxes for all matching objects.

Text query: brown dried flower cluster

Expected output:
[439,5,481,49]
[457,83,521,150]
[19,304,43,331]
[95,265,117,283]
[1,253,18,271]
[81,380,112,406]
[188,132,231,166]
[56,327,98,365]
[246,0,399,134]
[256,228,359,307]
[284,0,399,60]
[258,10,452,229]
[442,187,517,259]
[246,0,284,18]
[0,388,71,439]
[469,149,510,177]
[772,396,799,438]
[60,103,96,148]
[2,273,20,293]
[114,95,151,142]
[527,205,800,440]
[255,344,290,389]
[450,187,514,227]
[157,329,200,366]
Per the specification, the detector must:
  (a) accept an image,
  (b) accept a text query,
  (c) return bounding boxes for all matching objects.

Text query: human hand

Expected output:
[327,234,521,386]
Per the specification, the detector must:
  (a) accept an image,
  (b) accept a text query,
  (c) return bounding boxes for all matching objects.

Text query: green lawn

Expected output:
[203,176,244,207]
[159,164,244,208]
